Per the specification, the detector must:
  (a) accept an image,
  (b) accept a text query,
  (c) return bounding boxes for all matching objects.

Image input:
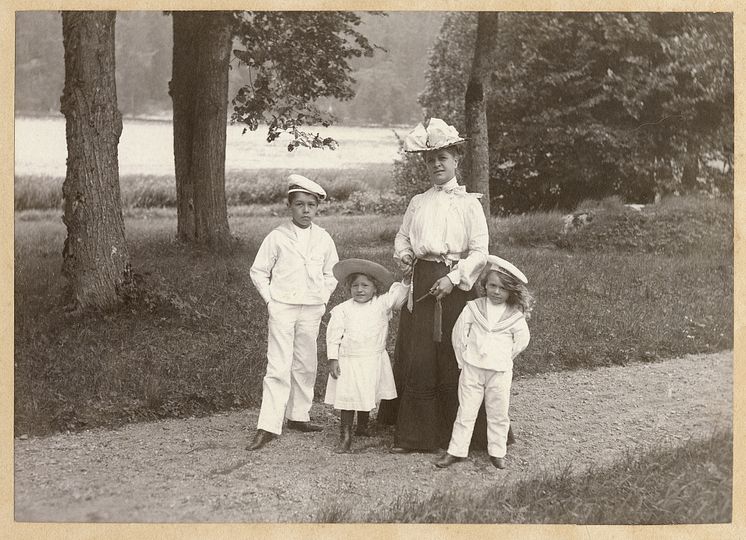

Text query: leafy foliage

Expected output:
[418,12,476,128]
[416,12,734,213]
[391,131,430,201]
[230,12,377,149]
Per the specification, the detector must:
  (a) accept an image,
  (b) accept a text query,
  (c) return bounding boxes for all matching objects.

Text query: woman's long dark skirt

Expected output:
[378,259,488,451]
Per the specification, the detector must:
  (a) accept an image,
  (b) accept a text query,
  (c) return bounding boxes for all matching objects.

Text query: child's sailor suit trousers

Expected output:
[257,301,326,435]
[447,362,512,459]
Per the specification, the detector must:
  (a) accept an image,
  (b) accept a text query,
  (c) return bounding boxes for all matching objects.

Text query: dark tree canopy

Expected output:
[414,12,733,213]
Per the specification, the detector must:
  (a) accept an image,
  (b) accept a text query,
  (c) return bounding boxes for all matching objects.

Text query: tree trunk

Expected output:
[681,137,700,193]
[60,12,130,310]
[464,12,498,219]
[170,12,232,248]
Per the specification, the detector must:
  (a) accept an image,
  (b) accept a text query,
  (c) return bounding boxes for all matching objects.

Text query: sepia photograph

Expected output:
[3,1,741,537]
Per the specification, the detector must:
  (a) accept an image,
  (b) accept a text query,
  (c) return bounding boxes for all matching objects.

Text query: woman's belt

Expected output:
[406,253,465,313]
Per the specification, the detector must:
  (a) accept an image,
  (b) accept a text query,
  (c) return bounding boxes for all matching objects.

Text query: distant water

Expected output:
[15,116,403,177]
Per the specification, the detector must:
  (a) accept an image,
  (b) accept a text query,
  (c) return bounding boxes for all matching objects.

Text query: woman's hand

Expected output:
[329,359,341,379]
[430,276,454,299]
[398,253,414,276]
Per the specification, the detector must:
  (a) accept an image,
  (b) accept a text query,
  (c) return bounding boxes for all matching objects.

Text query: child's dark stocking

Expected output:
[355,411,370,437]
[337,410,354,453]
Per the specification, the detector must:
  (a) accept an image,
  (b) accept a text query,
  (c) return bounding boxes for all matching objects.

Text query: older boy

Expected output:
[247,174,339,451]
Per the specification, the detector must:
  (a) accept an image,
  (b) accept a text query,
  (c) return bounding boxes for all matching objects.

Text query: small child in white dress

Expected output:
[324,259,411,453]
[436,255,533,470]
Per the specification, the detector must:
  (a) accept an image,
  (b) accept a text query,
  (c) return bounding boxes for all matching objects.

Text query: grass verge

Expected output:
[318,431,733,524]
[14,165,394,210]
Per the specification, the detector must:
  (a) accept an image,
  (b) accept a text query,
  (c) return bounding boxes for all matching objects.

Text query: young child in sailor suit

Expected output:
[436,255,533,469]
[246,174,339,451]
[324,259,410,453]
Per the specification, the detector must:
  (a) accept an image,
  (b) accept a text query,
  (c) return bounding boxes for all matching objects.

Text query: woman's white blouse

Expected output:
[394,177,489,290]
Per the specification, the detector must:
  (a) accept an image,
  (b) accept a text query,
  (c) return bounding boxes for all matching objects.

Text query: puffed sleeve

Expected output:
[394,196,417,263]
[322,233,340,304]
[511,316,530,359]
[446,197,489,290]
[381,281,410,314]
[249,232,277,305]
[450,306,472,369]
[326,304,346,360]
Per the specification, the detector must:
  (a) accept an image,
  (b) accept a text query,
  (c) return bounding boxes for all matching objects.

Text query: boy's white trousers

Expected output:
[447,363,512,458]
[257,301,326,435]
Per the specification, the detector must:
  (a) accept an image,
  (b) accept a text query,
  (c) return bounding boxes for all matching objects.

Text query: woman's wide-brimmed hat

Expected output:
[403,118,468,153]
[485,255,528,284]
[287,173,327,200]
[333,258,394,290]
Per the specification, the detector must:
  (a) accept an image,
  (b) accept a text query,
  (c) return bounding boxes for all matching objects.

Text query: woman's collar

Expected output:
[432,177,459,191]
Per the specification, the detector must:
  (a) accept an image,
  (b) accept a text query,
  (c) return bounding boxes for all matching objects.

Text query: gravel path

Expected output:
[14,351,732,523]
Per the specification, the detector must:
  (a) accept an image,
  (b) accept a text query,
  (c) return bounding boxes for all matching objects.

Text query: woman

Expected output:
[379,118,489,453]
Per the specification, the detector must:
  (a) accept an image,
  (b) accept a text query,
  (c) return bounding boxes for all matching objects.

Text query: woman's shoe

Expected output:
[389,446,412,454]
[435,453,464,468]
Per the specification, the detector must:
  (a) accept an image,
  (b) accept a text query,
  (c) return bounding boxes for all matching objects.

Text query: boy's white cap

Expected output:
[403,118,467,153]
[486,255,528,284]
[287,174,327,200]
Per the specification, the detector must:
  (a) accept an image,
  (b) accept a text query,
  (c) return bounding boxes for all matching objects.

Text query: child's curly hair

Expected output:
[344,272,383,297]
[479,268,535,320]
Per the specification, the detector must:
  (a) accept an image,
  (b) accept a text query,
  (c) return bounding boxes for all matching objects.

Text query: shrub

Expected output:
[341,190,408,215]
[556,195,733,256]
[391,132,430,200]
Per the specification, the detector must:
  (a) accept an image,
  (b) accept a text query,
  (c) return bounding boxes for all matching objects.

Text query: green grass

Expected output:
[14,165,394,210]
[13,195,733,435]
[317,431,732,524]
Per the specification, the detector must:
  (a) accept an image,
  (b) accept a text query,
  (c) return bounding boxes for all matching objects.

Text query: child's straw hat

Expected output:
[333,259,394,290]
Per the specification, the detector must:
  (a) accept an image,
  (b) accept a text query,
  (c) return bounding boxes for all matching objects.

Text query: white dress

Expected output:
[324,282,409,411]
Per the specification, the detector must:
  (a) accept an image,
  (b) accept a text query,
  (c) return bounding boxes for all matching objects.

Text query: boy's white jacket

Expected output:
[250,222,339,305]
[452,297,530,371]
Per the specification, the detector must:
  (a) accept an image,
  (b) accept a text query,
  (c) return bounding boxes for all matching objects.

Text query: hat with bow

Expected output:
[403,118,467,153]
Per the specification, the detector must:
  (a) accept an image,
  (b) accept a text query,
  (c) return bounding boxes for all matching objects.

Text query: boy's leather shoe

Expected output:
[435,453,464,468]
[246,429,277,451]
[490,456,506,469]
[286,420,324,432]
